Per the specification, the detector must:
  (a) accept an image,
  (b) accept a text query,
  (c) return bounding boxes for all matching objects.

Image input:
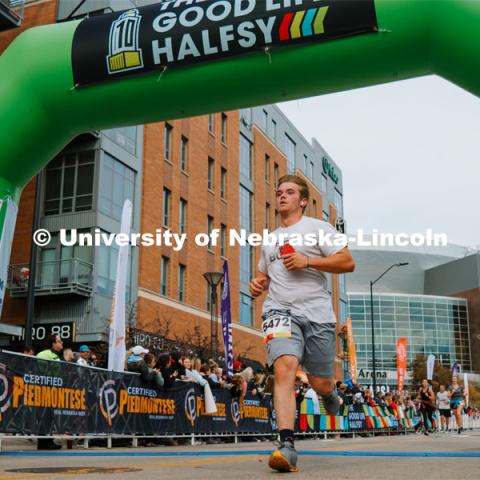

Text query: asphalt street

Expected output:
[0,431,479,480]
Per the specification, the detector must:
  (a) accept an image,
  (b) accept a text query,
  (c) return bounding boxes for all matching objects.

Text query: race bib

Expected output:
[262,312,292,343]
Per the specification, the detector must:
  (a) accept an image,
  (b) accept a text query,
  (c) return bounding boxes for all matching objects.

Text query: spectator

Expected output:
[170,351,186,379]
[36,335,63,450]
[353,392,364,405]
[363,388,375,407]
[390,394,399,414]
[294,375,308,406]
[251,372,268,399]
[192,357,203,374]
[62,348,74,362]
[144,352,155,367]
[397,395,406,418]
[231,366,253,397]
[375,391,386,407]
[200,363,220,389]
[183,357,207,386]
[228,374,245,399]
[384,393,398,415]
[127,346,164,388]
[37,334,63,361]
[207,359,218,372]
[207,361,222,384]
[213,365,226,386]
[76,345,92,367]
[304,383,321,415]
[337,383,347,405]
[233,360,243,374]
[156,353,178,388]
[23,345,35,356]
[90,352,98,366]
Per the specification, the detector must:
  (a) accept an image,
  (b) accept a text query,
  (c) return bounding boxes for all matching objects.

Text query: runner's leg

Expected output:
[273,354,299,431]
[307,375,334,397]
[268,354,299,472]
[456,406,463,432]
[303,322,339,415]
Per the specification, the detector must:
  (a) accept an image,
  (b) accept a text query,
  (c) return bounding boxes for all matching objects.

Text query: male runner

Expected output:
[249,175,355,472]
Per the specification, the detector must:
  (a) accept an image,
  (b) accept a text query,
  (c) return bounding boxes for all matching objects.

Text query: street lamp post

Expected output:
[369,262,408,393]
[203,271,224,359]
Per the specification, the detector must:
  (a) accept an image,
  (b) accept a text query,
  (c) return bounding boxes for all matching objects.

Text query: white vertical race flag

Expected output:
[108,199,132,372]
[0,198,18,319]
[464,372,469,407]
[426,354,435,381]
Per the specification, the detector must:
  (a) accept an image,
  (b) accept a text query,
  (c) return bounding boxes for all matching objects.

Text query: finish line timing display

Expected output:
[72,0,377,87]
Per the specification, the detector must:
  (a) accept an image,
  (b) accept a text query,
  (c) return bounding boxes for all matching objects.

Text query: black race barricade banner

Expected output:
[0,351,271,436]
[72,0,377,87]
[0,351,418,436]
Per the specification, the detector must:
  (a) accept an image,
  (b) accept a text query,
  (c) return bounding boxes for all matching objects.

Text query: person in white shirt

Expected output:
[249,175,355,473]
[76,345,92,367]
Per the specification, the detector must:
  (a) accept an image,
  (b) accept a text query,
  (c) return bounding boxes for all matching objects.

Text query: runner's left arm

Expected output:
[282,247,355,273]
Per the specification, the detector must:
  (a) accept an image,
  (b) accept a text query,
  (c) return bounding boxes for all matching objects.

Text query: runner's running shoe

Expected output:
[323,392,340,416]
[268,440,298,472]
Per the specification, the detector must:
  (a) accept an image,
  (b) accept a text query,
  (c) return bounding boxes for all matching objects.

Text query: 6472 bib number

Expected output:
[262,313,292,343]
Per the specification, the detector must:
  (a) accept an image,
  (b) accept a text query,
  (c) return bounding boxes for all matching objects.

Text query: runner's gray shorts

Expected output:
[264,310,336,378]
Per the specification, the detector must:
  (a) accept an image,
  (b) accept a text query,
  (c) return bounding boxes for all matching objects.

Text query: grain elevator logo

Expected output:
[107,9,144,75]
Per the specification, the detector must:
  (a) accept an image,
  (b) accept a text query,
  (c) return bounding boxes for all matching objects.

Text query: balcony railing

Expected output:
[9,258,93,297]
[0,0,24,31]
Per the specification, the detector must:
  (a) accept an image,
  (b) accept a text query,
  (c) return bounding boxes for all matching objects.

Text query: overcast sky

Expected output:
[278,75,480,249]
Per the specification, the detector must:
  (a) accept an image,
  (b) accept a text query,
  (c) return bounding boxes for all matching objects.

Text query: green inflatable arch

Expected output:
[0,0,479,273]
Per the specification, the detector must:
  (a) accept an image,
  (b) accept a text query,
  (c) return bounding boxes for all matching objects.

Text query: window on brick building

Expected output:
[221,113,227,143]
[178,264,186,302]
[160,256,169,295]
[208,157,214,190]
[180,136,188,172]
[164,123,173,161]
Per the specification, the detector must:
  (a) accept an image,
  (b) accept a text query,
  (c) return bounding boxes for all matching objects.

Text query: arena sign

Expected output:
[72,0,378,86]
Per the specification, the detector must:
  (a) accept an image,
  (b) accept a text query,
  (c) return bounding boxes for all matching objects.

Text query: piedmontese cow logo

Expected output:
[99,380,118,427]
[231,398,240,427]
[107,9,144,75]
[0,364,10,422]
[184,388,197,426]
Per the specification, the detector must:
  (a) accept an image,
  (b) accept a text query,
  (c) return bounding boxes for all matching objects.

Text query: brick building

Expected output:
[0,1,347,375]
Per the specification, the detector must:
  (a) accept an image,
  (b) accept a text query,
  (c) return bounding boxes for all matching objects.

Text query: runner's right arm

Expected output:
[249,272,270,297]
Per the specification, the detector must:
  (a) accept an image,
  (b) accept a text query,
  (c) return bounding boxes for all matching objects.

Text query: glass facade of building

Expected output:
[348,293,472,386]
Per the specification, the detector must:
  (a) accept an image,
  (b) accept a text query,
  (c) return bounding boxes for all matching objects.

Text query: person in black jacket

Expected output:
[156,353,178,388]
[127,346,164,388]
[170,351,186,379]
[200,363,221,390]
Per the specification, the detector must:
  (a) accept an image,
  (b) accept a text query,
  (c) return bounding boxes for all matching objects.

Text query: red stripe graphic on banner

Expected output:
[279,13,295,41]
[299,414,307,431]
[329,416,336,430]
